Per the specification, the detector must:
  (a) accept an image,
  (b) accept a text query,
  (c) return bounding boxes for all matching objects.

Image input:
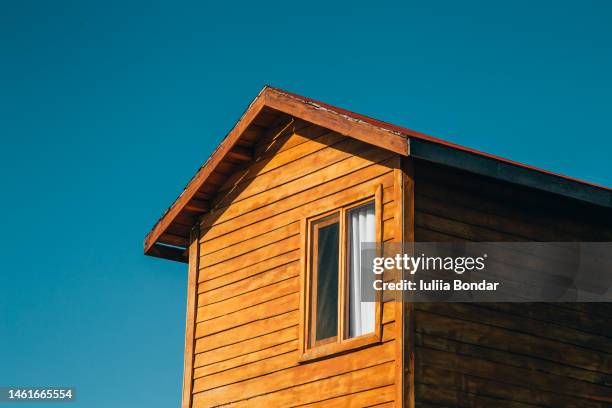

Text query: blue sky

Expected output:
[1,1,611,406]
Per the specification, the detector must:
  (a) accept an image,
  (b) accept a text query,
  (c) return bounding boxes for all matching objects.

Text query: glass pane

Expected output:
[347,202,376,338]
[312,218,339,345]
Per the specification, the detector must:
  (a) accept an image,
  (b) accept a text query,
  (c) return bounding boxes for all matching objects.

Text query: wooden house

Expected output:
[144,86,612,407]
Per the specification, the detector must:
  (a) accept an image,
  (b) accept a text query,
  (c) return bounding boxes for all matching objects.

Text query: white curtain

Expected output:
[348,203,376,338]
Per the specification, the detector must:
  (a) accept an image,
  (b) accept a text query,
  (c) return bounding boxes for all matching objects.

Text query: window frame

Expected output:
[299,184,384,362]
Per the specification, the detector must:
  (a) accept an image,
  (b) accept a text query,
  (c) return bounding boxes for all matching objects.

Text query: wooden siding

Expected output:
[190,120,403,407]
[411,160,612,407]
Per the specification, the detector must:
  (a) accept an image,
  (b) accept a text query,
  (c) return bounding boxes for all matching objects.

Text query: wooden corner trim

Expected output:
[400,157,415,408]
[181,226,200,408]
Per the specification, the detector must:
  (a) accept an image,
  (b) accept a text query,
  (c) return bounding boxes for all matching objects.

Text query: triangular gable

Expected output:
[145,86,611,262]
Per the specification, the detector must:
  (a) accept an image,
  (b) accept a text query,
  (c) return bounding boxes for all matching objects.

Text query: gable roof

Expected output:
[145,86,612,262]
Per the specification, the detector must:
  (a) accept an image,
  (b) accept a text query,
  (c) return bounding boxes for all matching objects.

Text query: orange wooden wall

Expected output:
[187,119,404,407]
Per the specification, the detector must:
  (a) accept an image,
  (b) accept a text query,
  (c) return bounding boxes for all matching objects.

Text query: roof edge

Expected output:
[143,87,268,256]
[410,138,612,208]
[145,86,612,261]
[268,86,611,193]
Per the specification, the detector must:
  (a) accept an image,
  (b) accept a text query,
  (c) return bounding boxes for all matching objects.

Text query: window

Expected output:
[300,185,383,361]
[310,214,340,347]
